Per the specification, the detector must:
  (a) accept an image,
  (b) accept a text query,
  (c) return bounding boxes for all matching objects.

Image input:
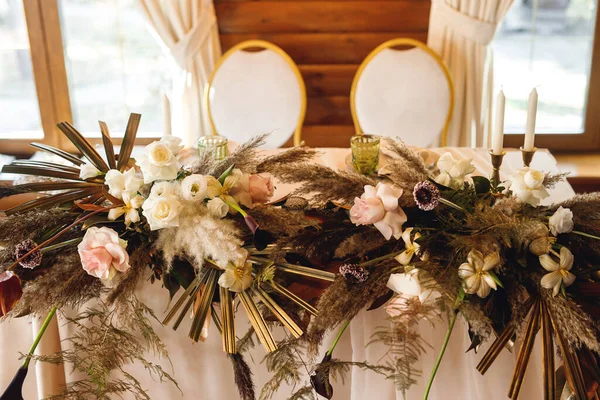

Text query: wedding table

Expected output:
[0,147,575,400]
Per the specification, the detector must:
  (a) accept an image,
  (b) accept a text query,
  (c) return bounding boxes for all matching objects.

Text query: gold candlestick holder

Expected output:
[489,150,506,186]
[520,146,537,167]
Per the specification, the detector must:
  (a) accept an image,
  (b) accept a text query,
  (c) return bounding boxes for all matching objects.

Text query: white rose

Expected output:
[207,197,229,218]
[79,163,102,180]
[508,167,550,206]
[160,135,184,154]
[142,195,181,231]
[105,168,143,199]
[181,174,209,201]
[434,152,475,189]
[150,180,180,198]
[549,206,574,236]
[138,138,182,184]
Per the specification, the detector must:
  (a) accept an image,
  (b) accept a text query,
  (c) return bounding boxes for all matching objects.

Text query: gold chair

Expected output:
[350,38,454,147]
[204,40,306,147]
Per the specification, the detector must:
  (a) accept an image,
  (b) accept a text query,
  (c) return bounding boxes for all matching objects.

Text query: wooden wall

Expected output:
[214,0,431,147]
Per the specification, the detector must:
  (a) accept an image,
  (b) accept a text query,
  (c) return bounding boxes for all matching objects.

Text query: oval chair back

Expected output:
[350,38,454,147]
[205,40,306,148]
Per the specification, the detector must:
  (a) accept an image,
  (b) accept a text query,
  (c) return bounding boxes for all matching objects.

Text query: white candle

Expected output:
[163,92,172,136]
[524,88,538,151]
[492,90,505,155]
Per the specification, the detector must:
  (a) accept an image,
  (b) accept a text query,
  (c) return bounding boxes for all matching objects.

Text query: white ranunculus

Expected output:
[141,194,181,231]
[105,168,143,200]
[207,197,229,218]
[434,152,476,189]
[508,167,550,206]
[79,163,102,180]
[137,138,183,184]
[181,174,209,201]
[549,206,574,236]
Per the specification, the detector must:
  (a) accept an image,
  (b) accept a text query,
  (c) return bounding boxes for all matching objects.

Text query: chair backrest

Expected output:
[350,38,454,147]
[205,40,306,148]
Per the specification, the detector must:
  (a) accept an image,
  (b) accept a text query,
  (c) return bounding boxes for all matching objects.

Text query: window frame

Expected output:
[503,5,600,153]
[3,0,157,158]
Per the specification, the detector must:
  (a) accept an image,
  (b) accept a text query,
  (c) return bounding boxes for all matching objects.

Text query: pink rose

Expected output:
[249,173,274,204]
[350,183,407,240]
[77,227,130,280]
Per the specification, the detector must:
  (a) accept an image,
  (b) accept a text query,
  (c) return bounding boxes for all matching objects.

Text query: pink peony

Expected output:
[248,173,274,204]
[77,227,130,280]
[350,183,407,240]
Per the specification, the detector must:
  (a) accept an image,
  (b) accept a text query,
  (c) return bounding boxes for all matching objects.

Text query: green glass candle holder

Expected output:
[351,134,380,175]
[198,135,228,161]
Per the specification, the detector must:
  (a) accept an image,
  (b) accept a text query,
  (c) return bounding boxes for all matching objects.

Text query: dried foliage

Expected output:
[27,299,177,400]
[229,353,256,400]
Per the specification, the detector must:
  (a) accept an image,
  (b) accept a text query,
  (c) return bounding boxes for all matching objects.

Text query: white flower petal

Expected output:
[476,282,491,298]
[396,251,413,266]
[562,271,576,287]
[541,271,562,291]
[560,247,574,270]
[539,254,559,272]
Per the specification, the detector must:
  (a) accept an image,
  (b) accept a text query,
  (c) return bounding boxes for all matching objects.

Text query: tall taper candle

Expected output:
[163,92,172,136]
[524,88,538,151]
[492,90,505,155]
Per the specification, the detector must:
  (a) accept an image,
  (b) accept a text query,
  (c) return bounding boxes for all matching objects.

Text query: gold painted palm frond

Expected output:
[163,258,335,354]
[1,114,141,215]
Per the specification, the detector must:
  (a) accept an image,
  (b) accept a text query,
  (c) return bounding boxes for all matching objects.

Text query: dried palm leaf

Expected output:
[117,113,141,171]
[57,122,109,172]
[29,142,84,166]
[5,187,102,215]
[99,121,116,169]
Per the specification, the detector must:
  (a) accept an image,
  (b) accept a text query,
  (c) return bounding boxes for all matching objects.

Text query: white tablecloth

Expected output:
[0,148,575,400]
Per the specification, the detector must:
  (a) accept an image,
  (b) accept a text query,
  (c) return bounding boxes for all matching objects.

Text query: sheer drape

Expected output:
[427,0,514,147]
[139,0,221,147]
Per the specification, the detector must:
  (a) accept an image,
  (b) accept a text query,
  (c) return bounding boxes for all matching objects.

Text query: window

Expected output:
[0,0,42,139]
[495,0,600,151]
[0,0,167,156]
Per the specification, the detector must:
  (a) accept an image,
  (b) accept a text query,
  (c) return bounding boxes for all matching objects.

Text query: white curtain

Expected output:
[427,0,514,147]
[140,0,221,147]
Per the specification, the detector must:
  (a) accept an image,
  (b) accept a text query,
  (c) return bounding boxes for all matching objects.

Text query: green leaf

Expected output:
[163,273,181,300]
[487,270,504,289]
[218,164,236,185]
[472,176,491,195]
[170,260,196,289]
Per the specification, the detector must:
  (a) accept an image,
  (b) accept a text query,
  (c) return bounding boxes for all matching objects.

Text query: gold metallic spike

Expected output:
[540,300,556,400]
[239,290,277,352]
[509,298,541,399]
[550,312,588,399]
[171,270,211,331]
[270,281,318,317]
[477,297,535,375]
[250,257,335,282]
[162,274,202,326]
[255,287,303,338]
[220,286,236,354]
[189,269,219,342]
[477,323,517,375]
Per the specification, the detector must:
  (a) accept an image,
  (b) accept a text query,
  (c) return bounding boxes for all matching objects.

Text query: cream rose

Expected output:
[508,167,550,206]
[77,227,130,280]
[137,137,183,183]
[142,194,181,231]
[105,168,143,200]
[434,152,476,189]
[181,174,208,201]
[79,163,102,180]
[549,206,574,236]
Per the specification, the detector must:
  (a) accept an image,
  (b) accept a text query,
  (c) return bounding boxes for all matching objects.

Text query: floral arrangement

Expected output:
[1,114,600,400]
